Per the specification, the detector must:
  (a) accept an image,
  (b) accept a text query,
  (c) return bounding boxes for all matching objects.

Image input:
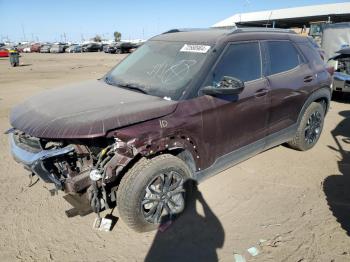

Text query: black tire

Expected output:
[288,102,325,151]
[117,154,192,232]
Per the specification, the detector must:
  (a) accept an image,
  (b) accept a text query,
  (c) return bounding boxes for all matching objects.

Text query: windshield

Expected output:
[106,40,210,100]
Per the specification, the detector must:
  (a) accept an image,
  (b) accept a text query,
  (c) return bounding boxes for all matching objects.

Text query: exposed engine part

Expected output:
[90,182,102,216]
[87,144,118,217]
[89,169,102,181]
[337,58,350,75]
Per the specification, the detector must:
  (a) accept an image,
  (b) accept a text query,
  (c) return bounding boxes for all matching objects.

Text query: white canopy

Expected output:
[213,2,350,28]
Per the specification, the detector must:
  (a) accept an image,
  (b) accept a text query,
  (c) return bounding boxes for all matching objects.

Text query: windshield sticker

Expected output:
[180,44,211,53]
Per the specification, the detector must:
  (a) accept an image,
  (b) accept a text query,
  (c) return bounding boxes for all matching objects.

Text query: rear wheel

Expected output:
[288,102,325,151]
[117,154,192,232]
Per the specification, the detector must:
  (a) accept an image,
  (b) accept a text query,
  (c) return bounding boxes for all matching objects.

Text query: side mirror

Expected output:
[202,76,244,96]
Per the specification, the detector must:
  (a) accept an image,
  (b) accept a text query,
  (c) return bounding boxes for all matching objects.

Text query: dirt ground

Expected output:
[0,53,350,262]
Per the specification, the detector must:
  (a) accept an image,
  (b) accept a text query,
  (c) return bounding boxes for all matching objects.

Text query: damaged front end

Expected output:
[7,128,134,219]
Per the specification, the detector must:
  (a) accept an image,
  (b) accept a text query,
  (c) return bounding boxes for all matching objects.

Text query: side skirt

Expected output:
[195,124,297,182]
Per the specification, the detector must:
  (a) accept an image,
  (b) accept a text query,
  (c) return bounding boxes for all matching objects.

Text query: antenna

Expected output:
[21,23,26,41]
[266,11,273,28]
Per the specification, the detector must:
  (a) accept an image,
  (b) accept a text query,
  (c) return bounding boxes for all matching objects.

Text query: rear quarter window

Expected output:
[297,41,325,68]
[264,41,303,75]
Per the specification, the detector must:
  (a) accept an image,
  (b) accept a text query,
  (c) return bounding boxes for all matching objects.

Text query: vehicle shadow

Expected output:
[323,110,350,236]
[145,179,225,262]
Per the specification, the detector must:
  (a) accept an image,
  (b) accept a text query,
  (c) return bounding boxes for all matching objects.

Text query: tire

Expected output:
[117,154,192,232]
[288,102,325,151]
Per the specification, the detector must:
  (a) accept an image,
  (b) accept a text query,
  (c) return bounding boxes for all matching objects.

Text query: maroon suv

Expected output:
[7,28,332,232]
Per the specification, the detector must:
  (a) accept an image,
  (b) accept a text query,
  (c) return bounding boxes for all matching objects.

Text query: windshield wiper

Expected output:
[116,82,148,94]
[105,76,115,86]
[105,77,148,94]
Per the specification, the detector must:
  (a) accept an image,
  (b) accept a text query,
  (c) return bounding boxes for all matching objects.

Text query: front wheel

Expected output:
[288,102,325,151]
[117,154,192,232]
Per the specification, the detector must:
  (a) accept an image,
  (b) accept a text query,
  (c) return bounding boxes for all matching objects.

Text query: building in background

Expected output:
[212,2,350,34]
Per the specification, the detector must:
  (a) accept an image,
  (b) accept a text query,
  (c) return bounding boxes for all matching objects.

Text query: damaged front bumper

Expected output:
[9,133,74,189]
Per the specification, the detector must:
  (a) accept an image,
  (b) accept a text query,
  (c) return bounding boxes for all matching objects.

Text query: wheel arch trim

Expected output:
[297,87,331,125]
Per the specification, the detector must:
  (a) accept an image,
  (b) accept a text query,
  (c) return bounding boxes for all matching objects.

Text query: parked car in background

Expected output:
[16,45,28,53]
[23,47,31,53]
[115,41,133,54]
[7,28,332,232]
[100,43,108,52]
[65,45,75,52]
[82,43,101,52]
[66,45,82,53]
[105,42,134,54]
[103,44,111,53]
[50,44,64,53]
[0,48,9,57]
[104,43,117,53]
[30,43,42,53]
[40,45,51,53]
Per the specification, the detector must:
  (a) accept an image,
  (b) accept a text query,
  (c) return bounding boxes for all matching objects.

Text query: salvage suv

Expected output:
[7,28,332,232]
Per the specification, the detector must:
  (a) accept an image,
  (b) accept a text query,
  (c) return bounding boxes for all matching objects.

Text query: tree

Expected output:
[114,31,121,42]
[93,35,102,42]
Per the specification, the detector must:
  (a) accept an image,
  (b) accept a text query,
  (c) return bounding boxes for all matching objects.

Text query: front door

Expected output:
[199,41,270,167]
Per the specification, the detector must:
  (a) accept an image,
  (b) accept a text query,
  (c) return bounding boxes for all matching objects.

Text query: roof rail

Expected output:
[162,27,234,35]
[231,27,296,34]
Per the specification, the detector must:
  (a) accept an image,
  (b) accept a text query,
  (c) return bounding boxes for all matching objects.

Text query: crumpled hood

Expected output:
[10,80,177,139]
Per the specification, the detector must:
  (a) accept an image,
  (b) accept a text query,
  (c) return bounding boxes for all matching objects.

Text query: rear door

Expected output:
[262,40,317,135]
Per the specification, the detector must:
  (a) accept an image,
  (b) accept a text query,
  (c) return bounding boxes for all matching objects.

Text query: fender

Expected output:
[104,134,199,180]
[297,87,331,125]
[138,135,199,173]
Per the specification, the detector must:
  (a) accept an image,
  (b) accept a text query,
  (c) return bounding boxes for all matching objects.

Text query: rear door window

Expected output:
[264,41,303,75]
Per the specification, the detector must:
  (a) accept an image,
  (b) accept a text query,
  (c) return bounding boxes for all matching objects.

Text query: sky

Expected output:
[0,0,347,43]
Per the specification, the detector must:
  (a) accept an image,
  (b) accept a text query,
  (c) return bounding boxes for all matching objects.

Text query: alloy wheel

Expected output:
[142,171,185,224]
[304,111,322,145]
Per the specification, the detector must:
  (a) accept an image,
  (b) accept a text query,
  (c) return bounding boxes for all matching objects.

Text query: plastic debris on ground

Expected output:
[247,246,260,257]
[93,217,113,231]
[233,253,246,262]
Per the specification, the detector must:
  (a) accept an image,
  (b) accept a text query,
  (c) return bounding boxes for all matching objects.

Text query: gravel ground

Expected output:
[0,53,349,262]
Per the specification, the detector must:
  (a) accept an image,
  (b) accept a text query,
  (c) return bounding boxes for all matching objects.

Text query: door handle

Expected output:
[304,75,314,83]
[254,88,268,97]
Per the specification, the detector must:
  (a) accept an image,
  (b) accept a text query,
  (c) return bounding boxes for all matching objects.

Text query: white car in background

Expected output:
[23,47,31,53]
[66,44,82,53]
[50,44,64,53]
